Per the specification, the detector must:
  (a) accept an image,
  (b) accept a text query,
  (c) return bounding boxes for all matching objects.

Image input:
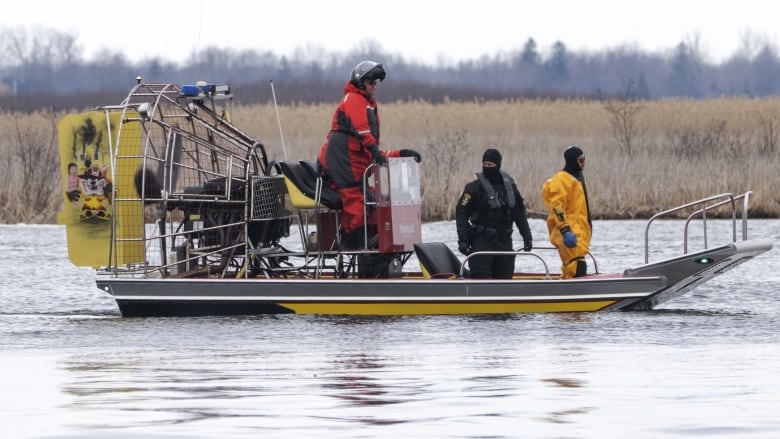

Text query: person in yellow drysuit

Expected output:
[542,146,592,278]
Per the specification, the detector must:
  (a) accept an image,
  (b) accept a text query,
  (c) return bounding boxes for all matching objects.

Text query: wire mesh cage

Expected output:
[251,175,287,220]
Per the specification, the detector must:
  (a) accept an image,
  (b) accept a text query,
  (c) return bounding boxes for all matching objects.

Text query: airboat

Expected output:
[57,80,772,317]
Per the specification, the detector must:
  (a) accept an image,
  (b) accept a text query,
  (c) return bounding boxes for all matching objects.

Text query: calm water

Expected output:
[1,220,779,438]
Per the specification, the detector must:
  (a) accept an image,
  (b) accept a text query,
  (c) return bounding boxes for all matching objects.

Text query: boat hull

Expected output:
[99,276,668,317]
[96,239,773,317]
[623,239,773,310]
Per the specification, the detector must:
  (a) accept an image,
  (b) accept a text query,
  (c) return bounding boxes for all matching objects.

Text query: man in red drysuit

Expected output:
[317,60,422,249]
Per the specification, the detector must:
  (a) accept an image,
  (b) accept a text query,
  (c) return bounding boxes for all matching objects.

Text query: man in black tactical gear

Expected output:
[455,148,533,279]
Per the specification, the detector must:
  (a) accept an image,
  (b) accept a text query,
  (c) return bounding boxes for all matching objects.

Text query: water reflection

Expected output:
[2,219,775,437]
[541,377,585,388]
[60,352,219,428]
[39,305,780,438]
[56,324,606,435]
[323,354,401,409]
[320,353,413,428]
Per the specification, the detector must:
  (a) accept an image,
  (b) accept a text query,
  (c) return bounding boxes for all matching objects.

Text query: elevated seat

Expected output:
[278,161,341,210]
[298,159,324,182]
[414,242,467,279]
[298,160,343,210]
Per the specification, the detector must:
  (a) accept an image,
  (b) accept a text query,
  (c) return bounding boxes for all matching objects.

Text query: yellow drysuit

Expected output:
[542,170,591,278]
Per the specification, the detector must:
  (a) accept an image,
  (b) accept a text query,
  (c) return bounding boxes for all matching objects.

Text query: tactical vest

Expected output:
[476,171,516,209]
[470,171,516,229]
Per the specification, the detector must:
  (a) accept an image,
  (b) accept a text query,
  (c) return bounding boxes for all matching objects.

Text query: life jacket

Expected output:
[470,170,516,231]
[476,170,515,209]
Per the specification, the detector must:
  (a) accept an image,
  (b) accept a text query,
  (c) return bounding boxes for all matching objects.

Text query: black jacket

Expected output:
[455,171,532,248]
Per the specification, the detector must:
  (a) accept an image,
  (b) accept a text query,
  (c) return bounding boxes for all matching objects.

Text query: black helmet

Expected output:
[349,60,386,89]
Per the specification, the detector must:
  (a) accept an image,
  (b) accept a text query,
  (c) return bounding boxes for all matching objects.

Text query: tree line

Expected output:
[1,26,779,111]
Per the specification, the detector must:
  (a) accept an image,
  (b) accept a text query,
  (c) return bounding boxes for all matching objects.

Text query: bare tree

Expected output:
[4,110,62,221]
[601,79,646,157]
[0,26,81,68]
[735,30,772,61]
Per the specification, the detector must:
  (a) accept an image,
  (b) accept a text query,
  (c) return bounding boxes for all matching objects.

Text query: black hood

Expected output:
[482,148,502,168]
[563,145,583,179]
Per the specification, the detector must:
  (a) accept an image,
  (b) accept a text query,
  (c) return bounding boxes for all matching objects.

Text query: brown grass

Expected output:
[233,98,780,219]
[2,98,780,223]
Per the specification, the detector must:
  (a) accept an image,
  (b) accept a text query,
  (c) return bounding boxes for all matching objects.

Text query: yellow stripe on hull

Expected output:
[279,301,617,315]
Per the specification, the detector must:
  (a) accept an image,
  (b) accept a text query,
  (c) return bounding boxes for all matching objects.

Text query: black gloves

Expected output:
[368,145,387,167]
[369,147,421,166]
[523,240,532,252]
[66,190,80,202]
[458,241,471,256]
[399,149,422,163]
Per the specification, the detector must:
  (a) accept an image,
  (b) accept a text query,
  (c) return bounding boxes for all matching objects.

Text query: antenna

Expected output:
[270,80,288,161]
[196,0,204,59]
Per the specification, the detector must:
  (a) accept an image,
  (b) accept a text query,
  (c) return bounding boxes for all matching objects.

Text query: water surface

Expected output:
[1,220,778,438]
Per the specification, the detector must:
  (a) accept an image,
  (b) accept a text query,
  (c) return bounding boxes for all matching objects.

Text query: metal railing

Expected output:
[459,246,599,279]
[461,250,552,279]
[643,191,753,263]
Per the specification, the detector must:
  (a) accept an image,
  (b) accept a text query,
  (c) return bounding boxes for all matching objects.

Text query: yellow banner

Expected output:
[57,111,144,268]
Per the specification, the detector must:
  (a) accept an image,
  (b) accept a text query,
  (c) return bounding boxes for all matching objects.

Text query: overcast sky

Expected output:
[3,0,777,65]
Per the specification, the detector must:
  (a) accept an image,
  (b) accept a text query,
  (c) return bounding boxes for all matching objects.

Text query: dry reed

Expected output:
[233,98,780,219]
[2,98,779,224]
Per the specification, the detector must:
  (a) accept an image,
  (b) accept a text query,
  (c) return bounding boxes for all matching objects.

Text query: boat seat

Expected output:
[278,161,341,210]
[299,159,324,183]
[414,242,467,279]
[298,159,344,209]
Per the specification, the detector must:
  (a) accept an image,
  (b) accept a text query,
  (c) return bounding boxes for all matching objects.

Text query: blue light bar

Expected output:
[180,81,231,100]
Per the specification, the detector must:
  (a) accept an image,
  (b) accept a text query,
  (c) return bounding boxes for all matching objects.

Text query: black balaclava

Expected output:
[562,145,591,227]
[563,145,584,180]
[482,148,502,182]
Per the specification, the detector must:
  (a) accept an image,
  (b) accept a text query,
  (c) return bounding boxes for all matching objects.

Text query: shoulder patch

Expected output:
[460,193,471,207]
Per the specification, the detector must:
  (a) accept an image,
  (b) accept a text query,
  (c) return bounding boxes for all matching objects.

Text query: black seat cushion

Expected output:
[278,161,342,210]
[299,160,342,209]
[414,242,466,278]
[298,159,324,180]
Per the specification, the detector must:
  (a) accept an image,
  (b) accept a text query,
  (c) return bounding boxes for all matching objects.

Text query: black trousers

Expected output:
[468,234,515,279]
